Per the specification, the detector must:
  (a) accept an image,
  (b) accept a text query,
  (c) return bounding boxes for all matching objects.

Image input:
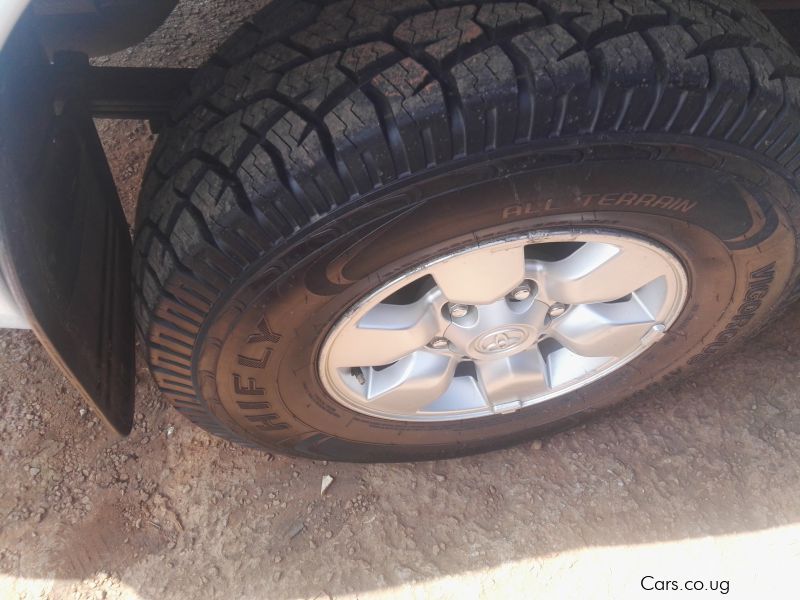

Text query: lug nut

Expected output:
[448,304,471,319]
[510,283,533,301]
[548,303,567,318]
[429,337,450,350]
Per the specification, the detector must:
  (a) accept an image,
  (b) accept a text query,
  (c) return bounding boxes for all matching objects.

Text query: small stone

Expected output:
[165,425,175,438]
[29,467,40,477]
[287,522,304,539]
[320,474,334,495]
[531,440,543,450]
[79,408,87,418]
[325,531,333,539]
[434,474,446,482]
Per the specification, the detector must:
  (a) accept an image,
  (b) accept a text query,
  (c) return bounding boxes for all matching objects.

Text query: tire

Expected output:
[133,0,800,462]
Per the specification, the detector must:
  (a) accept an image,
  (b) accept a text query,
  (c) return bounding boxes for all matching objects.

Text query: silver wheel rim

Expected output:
[318,230,688,422]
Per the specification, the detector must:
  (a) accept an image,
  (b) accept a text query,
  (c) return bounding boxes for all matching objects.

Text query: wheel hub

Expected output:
[441,295,549,361]
[318,230,688,422]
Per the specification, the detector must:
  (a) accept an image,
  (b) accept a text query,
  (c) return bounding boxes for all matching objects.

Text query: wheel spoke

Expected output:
[327,292,444,368]
[531,242,670,305]
[549,296,656,358]
[363,351,457,414]
[475,348,549,408]
[546,346,612,388]
[430,243,526,304]
[418,376,487,414]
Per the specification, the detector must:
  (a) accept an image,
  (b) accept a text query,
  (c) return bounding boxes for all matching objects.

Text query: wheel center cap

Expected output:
[472,326,531,356]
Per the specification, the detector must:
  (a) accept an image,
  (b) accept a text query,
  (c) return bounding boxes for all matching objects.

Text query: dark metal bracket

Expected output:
[52,51,196,124]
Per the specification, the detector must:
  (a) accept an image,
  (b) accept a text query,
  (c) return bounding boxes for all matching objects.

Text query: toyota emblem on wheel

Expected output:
[474,328,530,355]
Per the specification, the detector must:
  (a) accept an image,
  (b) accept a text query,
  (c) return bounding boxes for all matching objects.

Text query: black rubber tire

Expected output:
[133,0,800,461]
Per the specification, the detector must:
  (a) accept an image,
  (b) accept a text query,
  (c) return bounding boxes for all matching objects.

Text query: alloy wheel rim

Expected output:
[318,230,688,422]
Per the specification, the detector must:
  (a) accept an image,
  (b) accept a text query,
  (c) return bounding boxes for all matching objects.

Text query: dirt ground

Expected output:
[3,1,800,598]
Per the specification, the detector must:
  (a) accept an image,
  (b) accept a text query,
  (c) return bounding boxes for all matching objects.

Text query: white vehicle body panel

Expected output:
[0,0,31,328]
[1,0,29,52]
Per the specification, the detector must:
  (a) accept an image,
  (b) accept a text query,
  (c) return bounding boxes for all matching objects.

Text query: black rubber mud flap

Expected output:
[0,23,133,434]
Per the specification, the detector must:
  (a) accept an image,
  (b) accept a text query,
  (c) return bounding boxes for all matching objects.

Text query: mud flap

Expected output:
[0,23,133,434]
